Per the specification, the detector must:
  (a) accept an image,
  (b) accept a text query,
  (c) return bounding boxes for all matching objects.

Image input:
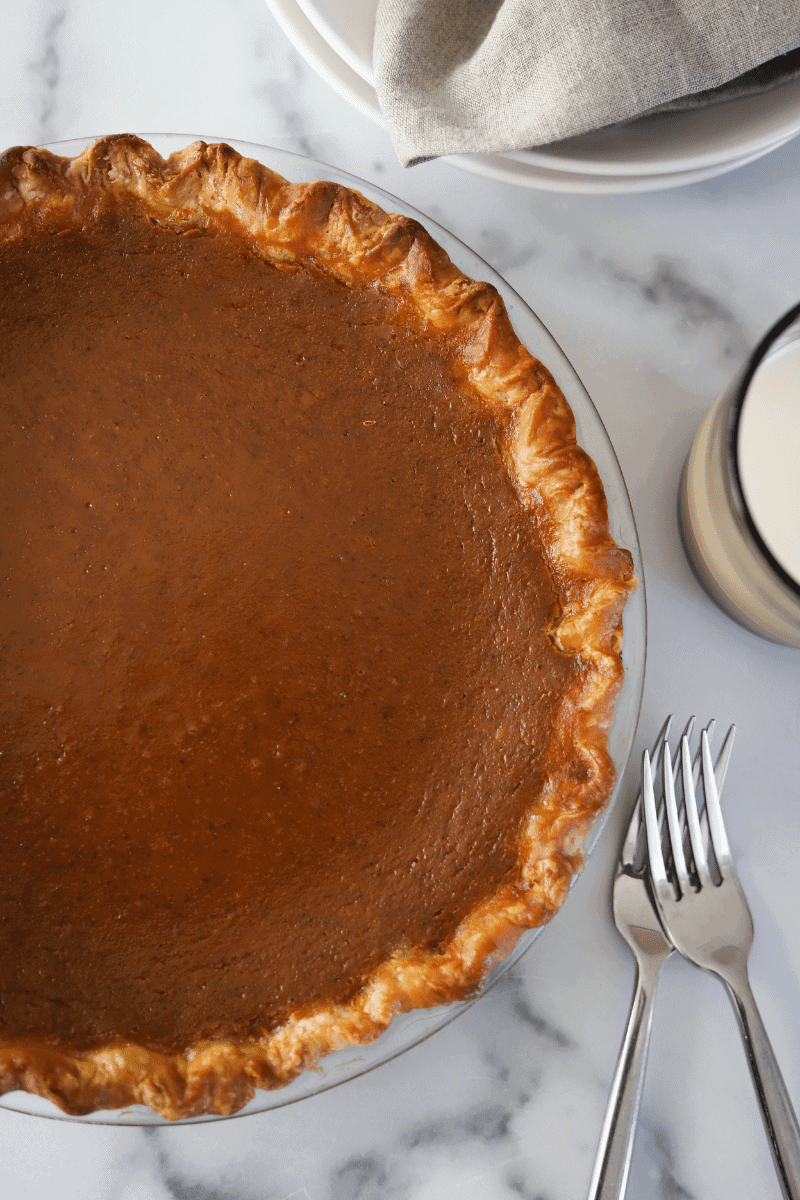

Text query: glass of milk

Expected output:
[680,301,800,648]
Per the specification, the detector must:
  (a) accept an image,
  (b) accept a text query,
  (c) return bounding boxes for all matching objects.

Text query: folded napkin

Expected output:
[373,0,800,165]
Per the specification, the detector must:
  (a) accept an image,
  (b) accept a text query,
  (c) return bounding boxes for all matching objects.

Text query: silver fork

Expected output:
[588,717,734,1200]
[644,728,800,1200]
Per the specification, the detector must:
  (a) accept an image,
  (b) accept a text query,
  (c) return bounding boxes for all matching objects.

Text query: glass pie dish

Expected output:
[0,135,646,1124]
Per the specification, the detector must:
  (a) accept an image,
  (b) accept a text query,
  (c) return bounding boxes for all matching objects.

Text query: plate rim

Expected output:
[265,0,800,181]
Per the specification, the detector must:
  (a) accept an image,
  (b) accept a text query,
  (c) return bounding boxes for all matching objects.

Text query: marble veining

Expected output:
[28,5,67,144]
[594,256,751,363]
[0,2,799,1197]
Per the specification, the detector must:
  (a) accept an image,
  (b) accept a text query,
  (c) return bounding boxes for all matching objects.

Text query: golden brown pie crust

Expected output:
[0,136,635,1118]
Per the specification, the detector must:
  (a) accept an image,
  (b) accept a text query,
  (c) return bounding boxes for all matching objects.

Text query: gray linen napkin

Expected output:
[373,0,800,165]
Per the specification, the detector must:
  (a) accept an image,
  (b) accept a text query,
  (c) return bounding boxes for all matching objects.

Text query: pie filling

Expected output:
[1,211,575,1053]
[0,138,634,1116]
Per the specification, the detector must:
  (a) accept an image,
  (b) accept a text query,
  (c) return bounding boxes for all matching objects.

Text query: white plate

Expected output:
[269,0,800,185]
[446,137,795,195]
[0,134,646,1124]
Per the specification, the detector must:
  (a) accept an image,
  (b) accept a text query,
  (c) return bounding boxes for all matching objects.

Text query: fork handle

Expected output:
[723,969,800,1200]
[587,959,662,1200]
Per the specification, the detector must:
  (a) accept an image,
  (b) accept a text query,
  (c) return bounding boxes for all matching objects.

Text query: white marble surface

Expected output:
[1,2,799,1196]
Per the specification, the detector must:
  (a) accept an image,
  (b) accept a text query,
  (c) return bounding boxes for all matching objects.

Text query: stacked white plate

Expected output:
[266,0,800,193]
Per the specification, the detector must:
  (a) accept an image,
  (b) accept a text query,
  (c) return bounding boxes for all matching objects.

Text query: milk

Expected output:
[737,334,800,586]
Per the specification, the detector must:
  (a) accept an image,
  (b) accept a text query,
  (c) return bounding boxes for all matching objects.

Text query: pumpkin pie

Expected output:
[0,136,635,1118]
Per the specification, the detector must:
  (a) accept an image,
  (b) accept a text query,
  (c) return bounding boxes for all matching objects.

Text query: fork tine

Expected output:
[642,749,670,895]
[703,728,734,873]
[680,715,696,757]
[713,723,736,797]
[663,742,691,894]
[657,714,675,752]
[687,719,713,794]
[681,735,712,887]
[621,715,673,867]
[680,720,714,869]
[700,718,715,776]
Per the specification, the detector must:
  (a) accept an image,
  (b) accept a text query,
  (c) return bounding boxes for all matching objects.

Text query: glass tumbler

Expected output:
[680,301,800,648]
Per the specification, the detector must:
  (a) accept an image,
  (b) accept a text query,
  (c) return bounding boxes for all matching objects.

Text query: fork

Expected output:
[587,717,733,1200]
[644,728,800,1200]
